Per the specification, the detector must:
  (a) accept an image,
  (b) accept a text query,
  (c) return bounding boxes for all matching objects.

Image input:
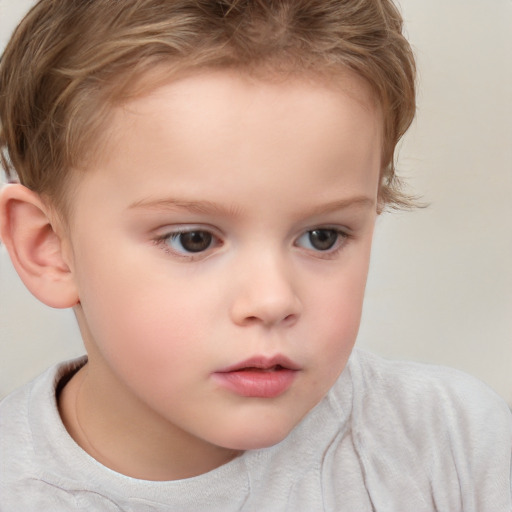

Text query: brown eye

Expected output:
[308,229,338,251]
[169,231,214,253]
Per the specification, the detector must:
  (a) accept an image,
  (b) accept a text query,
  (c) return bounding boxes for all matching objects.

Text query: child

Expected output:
[0,0,510,510]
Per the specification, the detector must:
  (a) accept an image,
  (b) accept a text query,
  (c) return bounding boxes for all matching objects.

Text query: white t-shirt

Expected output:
[1,349,511,511]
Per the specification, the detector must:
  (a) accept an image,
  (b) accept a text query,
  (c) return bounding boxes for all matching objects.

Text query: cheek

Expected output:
[81,264,222,382]
[83,298,201,410]
[92,292,197,360]
[306,254,370,371]
[313,296,361,368]
[75,258,187,365]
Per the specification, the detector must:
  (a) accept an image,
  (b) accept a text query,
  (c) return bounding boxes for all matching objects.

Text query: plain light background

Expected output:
[1,0,511,404]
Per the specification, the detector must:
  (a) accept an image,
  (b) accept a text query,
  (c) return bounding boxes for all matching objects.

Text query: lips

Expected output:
[213,356,300,398]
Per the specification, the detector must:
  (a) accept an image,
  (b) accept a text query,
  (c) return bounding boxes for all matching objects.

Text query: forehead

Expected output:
[102,68,381,163]
[65,69,382,223]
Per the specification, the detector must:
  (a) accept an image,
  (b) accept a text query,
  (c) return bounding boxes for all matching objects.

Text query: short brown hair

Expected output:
[0,0,416,212]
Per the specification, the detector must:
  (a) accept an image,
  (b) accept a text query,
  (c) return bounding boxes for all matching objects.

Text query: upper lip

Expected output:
[216,355,301,373]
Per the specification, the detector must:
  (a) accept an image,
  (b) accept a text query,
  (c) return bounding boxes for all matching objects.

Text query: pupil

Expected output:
[180,231,212,252]
[309,229,337,251]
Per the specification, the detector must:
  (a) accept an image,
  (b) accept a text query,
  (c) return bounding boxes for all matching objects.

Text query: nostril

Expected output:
[282,313,298,325]
[238,312,298,327]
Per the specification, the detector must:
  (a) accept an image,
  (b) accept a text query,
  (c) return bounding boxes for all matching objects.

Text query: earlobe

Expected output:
[0,183,79,308]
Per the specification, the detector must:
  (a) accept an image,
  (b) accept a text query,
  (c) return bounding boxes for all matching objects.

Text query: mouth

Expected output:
[213,356,300,398]
[217,355,301,373]
[236,364,288,373]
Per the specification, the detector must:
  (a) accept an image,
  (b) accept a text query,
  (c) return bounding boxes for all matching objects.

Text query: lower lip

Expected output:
[213,369,298,398]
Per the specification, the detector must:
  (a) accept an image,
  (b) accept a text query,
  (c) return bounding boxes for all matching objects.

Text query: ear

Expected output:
[0,183,79,308]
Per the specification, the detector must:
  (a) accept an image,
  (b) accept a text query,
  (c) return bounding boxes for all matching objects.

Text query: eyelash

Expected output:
[153,226,351,261]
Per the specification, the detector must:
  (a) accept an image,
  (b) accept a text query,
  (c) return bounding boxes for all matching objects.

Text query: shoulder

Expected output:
[0,382,34,473]
[0,358,88,510]
[337,349,512,509]
[0,372,40,451]
[346,348,512,428]
[0,369,49,507]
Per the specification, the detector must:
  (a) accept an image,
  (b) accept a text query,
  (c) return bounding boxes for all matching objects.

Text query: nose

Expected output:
[229,252,302,328]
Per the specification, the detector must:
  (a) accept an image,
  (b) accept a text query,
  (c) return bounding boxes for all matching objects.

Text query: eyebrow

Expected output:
[303,196,376,216]
[128,196,376,216]
[128,198,243,216]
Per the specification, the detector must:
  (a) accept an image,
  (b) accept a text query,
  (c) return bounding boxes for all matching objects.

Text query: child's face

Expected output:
[64,70,381,458]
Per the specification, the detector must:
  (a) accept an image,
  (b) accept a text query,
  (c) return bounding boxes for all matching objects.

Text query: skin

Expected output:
[52,70,381,480]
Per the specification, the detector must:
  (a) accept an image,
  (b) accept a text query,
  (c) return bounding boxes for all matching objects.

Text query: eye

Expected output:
[164,230,216,254]
[295,228,346,252]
